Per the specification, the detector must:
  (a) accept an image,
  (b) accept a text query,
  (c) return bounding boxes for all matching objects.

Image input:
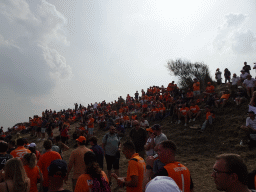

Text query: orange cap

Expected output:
[146,127,154,133]
[76,136,86,143]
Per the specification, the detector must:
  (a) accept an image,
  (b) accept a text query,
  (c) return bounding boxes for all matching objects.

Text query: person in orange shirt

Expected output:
[10,138,31,159]
[112,140,146,192]
[74,151,110,192]
[123,113,130,128]
[200,105,215,132]
[37,140,62,192]
[192,78,200,99]
[186,88,194,103]
[177,104,190,126]
[144,140,193,192]
[23,153,43,192]
[188,101,201,122]
[215,90,230,108]
[149,106,159,121]
[203,82,215,100]
[87,114,95,138]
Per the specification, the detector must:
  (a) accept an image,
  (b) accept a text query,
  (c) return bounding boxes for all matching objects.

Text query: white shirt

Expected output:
[240,72,249,79]
[246,117,256,130]
[231,77,240,85]
[145,137,154,156]
[140,120,149,127]
[243,78,255,88]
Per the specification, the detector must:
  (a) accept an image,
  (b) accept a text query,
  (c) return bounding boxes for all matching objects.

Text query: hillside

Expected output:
[19,86,256,192]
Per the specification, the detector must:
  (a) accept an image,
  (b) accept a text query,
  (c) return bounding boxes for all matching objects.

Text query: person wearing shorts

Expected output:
[193,78,200,99]
[102,126,121,185]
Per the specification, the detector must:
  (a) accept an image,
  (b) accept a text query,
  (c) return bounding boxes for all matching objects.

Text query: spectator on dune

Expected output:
[10,138,31,159]
[144,127,155,157]
[129,120,147,158]
[48,160,71,192]
[87,114,95,139]
[240,111,256,146]
[200,105,215,132]
[243,61,251,74]
[0,141,13,182]
[224,68,231,83]
[235,86,247,106]
[203,82,215,100]
[28,143,41,161]
[7,140,15,154]
[186,88,194,104]
[215,68,222,85]
[89,136,104,169]
[0,158,30,192]
[38,140,62,192]
[242,74,256,98]
[23,153,43,192]
[250,91,256,107]
[66,136,91,191]
[189,101,201,122]
[74,151,110,192]
[240,69,249,83]
[192,78,200,99]
[140,117,149,129]
[102,125,121,186]
[144,140,194,192]
[211,153,252,192]
[112,140,146,192]
[215,90,230,108]
[177,103,190,126]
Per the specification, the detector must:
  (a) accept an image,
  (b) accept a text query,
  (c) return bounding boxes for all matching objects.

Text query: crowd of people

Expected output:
[1,61,256,191]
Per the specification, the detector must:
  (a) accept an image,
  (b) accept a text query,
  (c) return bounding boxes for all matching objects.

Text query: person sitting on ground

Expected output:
[140,117,149,129]
[242,74,256,98]
[189,101,201,122]
[192,78,200,99]
[215,68,222,85]
[203,82,215,100]
[200,105,215,132]
[240,111,256,146]
[240,69,249,83]
[215,90,230,108]
[122,113,130,128]
[177,103,190,126]
[235,86,247,106]
[0,158,30,192]
[23,153,43,192]
[48,160,71,192]
[74,151,110,192]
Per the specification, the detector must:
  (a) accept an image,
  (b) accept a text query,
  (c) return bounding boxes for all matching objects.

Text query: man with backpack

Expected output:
[102,125,121,186]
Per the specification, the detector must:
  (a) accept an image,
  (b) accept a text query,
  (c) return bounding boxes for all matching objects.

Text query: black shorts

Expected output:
[105,154,119,170]
[36,126,41,132]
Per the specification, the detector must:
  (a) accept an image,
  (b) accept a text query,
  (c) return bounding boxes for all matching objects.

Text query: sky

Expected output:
[0,0,256,130]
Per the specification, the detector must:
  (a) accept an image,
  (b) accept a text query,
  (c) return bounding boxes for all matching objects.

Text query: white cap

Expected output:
[145,176,181,192]
[29,143,36,148]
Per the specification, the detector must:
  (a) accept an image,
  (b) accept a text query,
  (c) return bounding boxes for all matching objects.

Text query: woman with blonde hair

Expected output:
[0,158,30,192]
[23,153,43,192]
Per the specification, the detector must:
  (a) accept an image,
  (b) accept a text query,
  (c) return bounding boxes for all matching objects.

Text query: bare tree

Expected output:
[167,59,212,90]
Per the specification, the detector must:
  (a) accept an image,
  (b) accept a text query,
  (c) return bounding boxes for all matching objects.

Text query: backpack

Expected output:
[91,177,111,192]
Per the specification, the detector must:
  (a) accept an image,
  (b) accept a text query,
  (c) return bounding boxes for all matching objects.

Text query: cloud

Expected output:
[214,13,256,54]
[0,0,72,97]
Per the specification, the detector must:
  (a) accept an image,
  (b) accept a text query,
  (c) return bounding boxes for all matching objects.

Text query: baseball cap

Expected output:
[151,124,161,130]
[145,176,181,192]
[29,143,36,148]
[76,136,86,143]
[248,111,255,115]
[48,159,67,177]
[146,127,154,133]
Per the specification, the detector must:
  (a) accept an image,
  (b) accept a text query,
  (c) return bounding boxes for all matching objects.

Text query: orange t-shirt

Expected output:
[23,165,40,192]
[10,146,31,159]
[190,105,200,114]
[123,116,129,121]
[220,94,230,100]
[152,108,159,113]
[205,85,215,93]
[179,107,189,115]
[87,118,94,128]
[164,162,191,192]
[206,112,215,120]
[126,153,146,192]
[131,115,137,120]
[193,82,200,91]
[37,150,62,187]
[74,171,108,192]
[187,91,193,98]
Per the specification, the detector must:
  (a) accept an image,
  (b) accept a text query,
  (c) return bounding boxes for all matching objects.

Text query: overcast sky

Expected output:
[0,0,256,130]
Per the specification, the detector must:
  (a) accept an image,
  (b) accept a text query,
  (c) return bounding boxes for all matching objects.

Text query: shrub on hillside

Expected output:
[167,59,213,90]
